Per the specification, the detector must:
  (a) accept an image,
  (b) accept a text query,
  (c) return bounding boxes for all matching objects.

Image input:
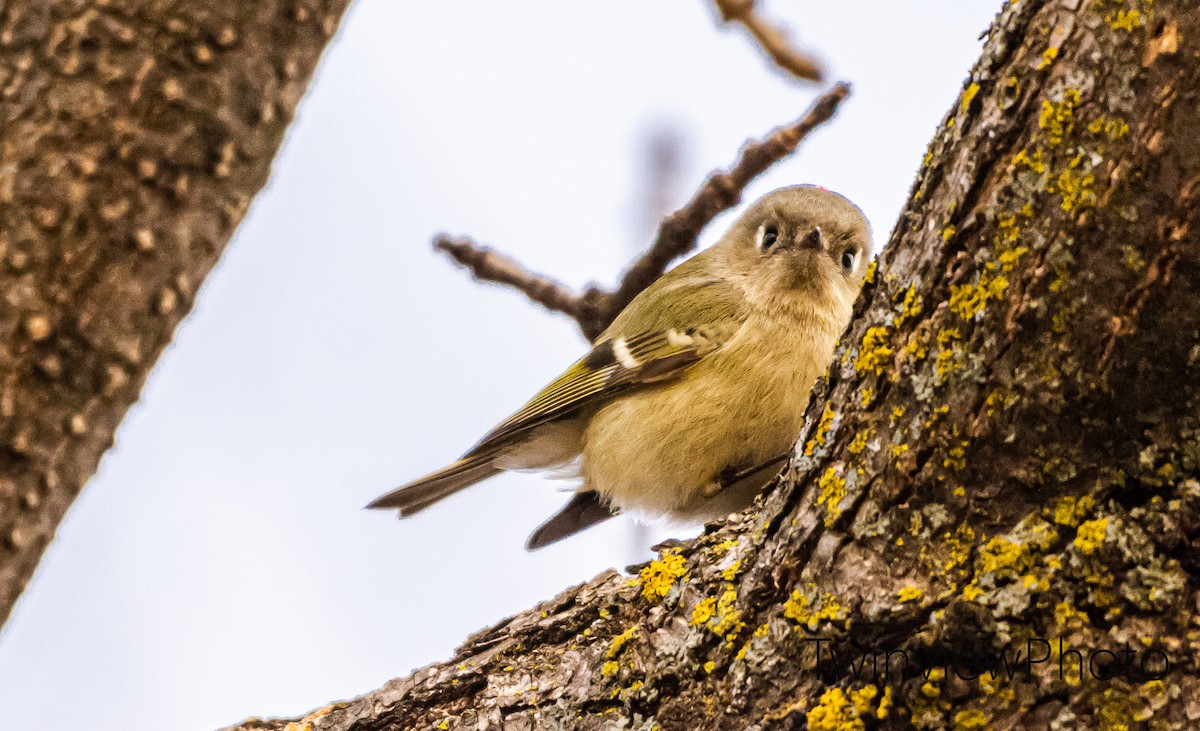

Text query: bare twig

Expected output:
[434,83,851,341]
[713,0,823,82]
[434,236,584,319]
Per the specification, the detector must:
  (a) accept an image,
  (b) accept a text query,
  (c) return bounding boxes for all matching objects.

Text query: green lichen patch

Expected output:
[1039,89,1082,147]
[817,465,849,526]
[805,402,839,456]
[635,553,688,604]
[783,588,845,631]
[854,326,895,377]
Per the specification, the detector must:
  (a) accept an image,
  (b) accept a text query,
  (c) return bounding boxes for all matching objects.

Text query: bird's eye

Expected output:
[757,223,779,251]
[841,248,858,273]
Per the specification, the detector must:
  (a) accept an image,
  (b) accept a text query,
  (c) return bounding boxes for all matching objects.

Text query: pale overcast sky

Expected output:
[0,1,997,729]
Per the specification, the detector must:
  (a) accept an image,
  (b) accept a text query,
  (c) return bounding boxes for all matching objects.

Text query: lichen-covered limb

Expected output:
[0,1,352,629]
[439,84,850,341]
[712,0,823,82]
[434,236,586,319]
[229,0,1200,728]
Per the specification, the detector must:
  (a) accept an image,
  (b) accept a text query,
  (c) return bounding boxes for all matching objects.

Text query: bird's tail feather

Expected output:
[366,454,502,516]
[525,490,615,550]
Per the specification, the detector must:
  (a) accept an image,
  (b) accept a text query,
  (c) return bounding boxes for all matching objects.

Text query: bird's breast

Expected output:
[580,312,840,519]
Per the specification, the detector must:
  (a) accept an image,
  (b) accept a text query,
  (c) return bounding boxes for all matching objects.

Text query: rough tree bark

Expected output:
[0,0,351,629]
[228,0,1200,728]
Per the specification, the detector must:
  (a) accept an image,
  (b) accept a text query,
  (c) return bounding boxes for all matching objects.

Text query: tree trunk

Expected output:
[0,0,351,629]
[226,0,1200,728]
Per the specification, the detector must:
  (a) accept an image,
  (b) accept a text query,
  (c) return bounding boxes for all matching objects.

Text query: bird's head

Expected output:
[722,185,874,321]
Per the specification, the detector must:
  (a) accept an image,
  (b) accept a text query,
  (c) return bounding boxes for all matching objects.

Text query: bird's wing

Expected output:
[464,271,747,458]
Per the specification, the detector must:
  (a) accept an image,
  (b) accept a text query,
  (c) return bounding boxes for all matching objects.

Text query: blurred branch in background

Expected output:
[635,128,687,240]
[435,83,850,342]
[627,126,687,565]
[711,0,824,82]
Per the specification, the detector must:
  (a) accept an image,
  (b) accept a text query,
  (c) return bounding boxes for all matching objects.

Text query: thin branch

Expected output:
[434,83,851,341]
[434,236,585,319]
[713,0,823,82]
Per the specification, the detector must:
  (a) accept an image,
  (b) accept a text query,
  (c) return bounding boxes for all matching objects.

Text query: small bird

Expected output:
[369,185,873,549]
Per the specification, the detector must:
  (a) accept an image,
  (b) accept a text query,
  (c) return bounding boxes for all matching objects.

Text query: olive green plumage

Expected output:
[368,185,874,549]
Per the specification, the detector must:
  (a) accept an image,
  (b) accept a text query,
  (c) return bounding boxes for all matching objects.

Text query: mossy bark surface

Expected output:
[0,0,351,629]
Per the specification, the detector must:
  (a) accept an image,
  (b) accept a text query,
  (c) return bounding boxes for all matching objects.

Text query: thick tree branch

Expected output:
[227,0,1200,728]
[712,0,824,82]
[437,83,850,341]
[0,1,352,629]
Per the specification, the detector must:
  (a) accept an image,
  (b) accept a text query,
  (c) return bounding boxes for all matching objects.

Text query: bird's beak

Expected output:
[797,226,825,252]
